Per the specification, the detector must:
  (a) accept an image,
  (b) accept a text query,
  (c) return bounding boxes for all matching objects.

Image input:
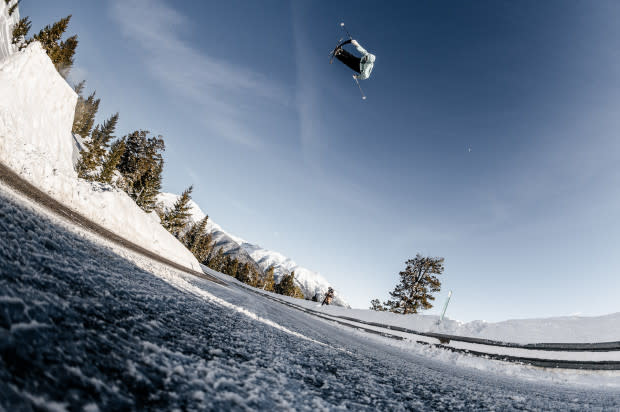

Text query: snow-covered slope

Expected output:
[157,193,348,306]
[0,15,200,272]
[0,0,19,61]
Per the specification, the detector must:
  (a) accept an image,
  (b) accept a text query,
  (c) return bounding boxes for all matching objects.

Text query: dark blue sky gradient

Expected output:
[24,0,620,321]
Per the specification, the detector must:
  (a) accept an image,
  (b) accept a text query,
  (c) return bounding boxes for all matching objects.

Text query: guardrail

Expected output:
[219,278,620,371]
[328,314,620,352]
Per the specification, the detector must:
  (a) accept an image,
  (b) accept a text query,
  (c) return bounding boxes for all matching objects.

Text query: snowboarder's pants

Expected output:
[336,48,361,74]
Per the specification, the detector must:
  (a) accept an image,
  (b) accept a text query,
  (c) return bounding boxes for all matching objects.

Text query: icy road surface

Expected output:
[1,189,619,411]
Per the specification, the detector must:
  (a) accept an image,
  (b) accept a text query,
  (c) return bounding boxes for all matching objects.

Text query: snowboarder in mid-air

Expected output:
[330,22,376,99]
[333,39,376,80]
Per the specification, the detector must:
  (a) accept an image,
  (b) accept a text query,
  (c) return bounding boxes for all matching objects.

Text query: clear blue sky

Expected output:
[25,0,620,321]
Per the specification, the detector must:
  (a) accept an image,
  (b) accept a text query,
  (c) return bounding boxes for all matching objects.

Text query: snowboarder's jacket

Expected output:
[355,42,376,80]
[321,287,335,306]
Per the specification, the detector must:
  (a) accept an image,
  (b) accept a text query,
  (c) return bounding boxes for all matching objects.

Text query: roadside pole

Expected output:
[438,290,452,323]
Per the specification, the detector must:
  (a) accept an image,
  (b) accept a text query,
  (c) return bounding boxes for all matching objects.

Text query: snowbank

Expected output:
[0,42,77,176]
[0,0,19,61]
[307,301,620,344]
[0,41,200,271]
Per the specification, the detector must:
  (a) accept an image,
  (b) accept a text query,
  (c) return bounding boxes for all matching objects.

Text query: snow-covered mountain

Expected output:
[157,193,349,307]
[239,242,348,307]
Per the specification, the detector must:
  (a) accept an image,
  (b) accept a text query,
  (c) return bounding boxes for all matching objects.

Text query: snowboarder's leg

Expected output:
[335,48,361,74]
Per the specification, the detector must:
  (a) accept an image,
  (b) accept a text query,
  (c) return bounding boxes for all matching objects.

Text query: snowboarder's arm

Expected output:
[351,39,369,56]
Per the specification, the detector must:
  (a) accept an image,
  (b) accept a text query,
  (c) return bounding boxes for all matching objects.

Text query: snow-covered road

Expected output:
[1,187,619,411]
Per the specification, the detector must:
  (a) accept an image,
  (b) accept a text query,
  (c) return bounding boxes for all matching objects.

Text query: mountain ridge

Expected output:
[157,192,349,307]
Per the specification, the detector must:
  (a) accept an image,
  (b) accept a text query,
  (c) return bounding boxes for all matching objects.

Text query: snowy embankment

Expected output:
[283,295,620,345]
[313,305,620,345]
[0,20,200,271]
[0,1,19,61]
[158,192,348,305]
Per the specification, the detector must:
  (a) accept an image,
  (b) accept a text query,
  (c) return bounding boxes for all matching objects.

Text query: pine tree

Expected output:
[137,135,165,211]
[8,0,20,17]
[275,271,305,299]
[96,113,119,149]
[76,113,119,180]
[9,11,77,77]
[206,247,226,272]
[73,80,85,98]
[32,15,78,78]
[222,256,230,276]
[116,130,165,212]
[181,216,213,263]
[75,132,100,180]
[249,267,261,288]
[225,257,239,279]
[137,155,164,211]
[384,254,444,314]
[161,186,193,237]
[194,231,213,263]
[258,265,276,291]
[72,83,100,137]
[236,262,252,284]
[220,256,230,275]
[55,35,77,78]
[293,287,305,299]
[253,266,265,288]
[11,16,31,50]
[181,217,204,252]
[369,299,387,311]
[98,139,126,184]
